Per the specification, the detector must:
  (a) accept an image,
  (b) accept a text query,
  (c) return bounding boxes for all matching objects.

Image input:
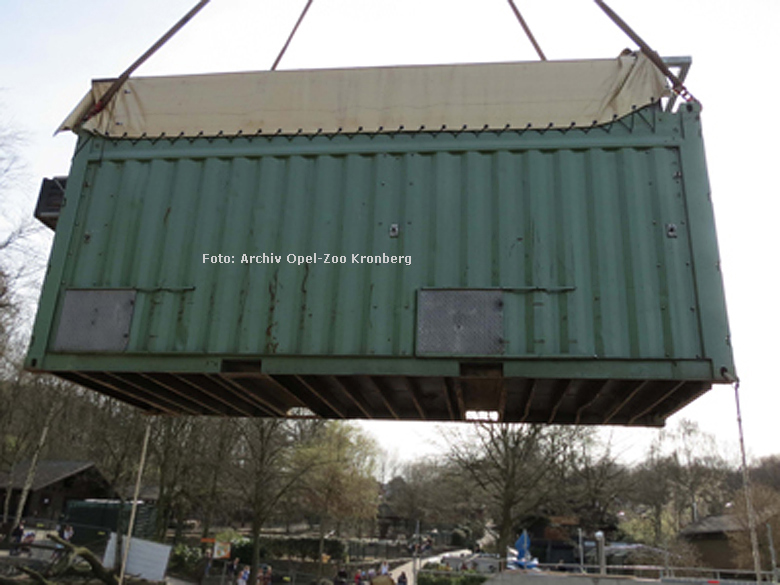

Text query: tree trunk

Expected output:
[249,515,262,585]
[317,519,326,580]
[114,504,127,572]
[3,460,16,525]
[154,490,170,542]
[497,497,514,555]
[156,495,174,543]
[154,425,170,542]
[652,503,663,545]
[13,403,57,526]
[202,419,232,540]
[173,504,185,545]
[201,462,221,540]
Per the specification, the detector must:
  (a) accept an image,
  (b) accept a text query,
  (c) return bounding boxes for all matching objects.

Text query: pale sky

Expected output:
[1,0,778,466]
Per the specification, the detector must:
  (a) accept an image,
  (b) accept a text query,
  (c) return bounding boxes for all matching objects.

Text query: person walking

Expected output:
[227,558,241,584]
[237,566,250,585]
[10,521,24,556]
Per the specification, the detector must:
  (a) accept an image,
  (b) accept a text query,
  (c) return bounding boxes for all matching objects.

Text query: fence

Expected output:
[347,540,411,561]
[0,516,112,558]
[419,563,779,584]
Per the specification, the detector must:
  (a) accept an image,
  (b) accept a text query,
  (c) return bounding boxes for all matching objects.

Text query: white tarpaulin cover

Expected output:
[59,52,668,137]
[103,533,171,582]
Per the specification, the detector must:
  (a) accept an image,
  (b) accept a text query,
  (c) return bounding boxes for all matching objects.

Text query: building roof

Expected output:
[680,514,744,536]
[120,484,160,502]
[0,460,96,492]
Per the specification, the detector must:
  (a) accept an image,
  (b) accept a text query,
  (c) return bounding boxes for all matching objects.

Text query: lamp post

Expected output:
[594,531,605,575]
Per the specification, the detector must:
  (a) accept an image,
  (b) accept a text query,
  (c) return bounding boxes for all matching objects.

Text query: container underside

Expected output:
[52,366,710,426]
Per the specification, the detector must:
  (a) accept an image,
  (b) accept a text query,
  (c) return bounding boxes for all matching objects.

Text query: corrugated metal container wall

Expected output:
[27,103,735,425]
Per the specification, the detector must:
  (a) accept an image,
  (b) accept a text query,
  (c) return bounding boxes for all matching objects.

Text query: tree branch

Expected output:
[16,567,54,585]
[47,534,119,585]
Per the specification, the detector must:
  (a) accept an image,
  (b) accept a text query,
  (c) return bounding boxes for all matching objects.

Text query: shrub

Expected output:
[168,543,205,578]
[459,575,489,585]
[227,537,346,563]
[418,574,487,585]
[450,528,471,548]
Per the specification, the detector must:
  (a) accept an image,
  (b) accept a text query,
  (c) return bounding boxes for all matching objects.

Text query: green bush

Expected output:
[459,575,489,585]
[216,528,245,543]
[231,539,267,563]
[418,575,452,585]
[324,539,346,561]
[450,528,472,547]
[226,537,346,563]
[168,543,205,578]
[418,574,487,585]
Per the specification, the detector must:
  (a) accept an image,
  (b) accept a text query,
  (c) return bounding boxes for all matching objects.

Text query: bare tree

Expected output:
[728,484,780,571]
[560,433,629,534]
[233,419,309,585]
[0,119,24,196]
[0,207,25,370]
[0,113,43,340]
[0,372,69,525]
[622,420,734,550]
[667,420,731,526]
[0,113,66,533]
[625,437,676,545]
[11,387,59,528]
[150,416,199,541]
[199,418,239,539]
[753,455,780,492]
[0,375,36,523]
[446,423,584,553]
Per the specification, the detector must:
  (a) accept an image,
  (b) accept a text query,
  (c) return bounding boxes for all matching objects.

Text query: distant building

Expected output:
[0,460,115,521]
[680,514,743,569]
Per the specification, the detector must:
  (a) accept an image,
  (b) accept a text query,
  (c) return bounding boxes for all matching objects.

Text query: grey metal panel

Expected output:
[52,289,136,352]
[103,534,171,581]
[417,290,504,356]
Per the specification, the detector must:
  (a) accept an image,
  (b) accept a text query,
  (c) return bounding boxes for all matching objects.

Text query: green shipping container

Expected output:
[65,500,157,543]
[26,56,735,426]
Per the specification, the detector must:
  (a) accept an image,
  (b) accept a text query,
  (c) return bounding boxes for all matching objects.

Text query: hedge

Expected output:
[418,573,488,585]
[230,537,346,562]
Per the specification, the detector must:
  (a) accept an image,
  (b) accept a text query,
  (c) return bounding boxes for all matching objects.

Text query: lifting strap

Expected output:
[78,0,697,130]
[272,0,548,66]
[81,0,211,126]
[594,0,699,105]
[506,0,546,61]
[272,0,316,70]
